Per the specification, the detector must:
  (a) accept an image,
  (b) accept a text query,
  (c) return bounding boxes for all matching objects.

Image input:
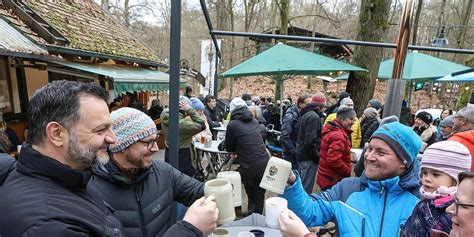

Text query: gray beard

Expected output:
[67,135,109,167]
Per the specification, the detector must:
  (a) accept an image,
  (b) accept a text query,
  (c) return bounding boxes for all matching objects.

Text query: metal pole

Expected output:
[214,53,219,98]
[383,1,415,119]
[169,0,182,224]
[169,0,181,171]
[210,30,474,54]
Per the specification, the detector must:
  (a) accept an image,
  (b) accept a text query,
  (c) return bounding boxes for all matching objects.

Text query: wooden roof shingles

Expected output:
[27,0,162,64]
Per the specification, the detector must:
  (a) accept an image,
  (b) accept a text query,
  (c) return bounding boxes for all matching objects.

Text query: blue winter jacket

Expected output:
[282,168,421,237]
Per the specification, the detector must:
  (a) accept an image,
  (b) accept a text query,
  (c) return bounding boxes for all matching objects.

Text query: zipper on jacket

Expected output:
[378,184,389,237]
[361,218,366,237]
[134,186,147,237]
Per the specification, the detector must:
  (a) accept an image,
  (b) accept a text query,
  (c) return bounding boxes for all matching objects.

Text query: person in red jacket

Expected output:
[316,105,356,190]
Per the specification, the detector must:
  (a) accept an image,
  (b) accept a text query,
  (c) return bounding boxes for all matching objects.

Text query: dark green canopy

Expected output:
[221,43,366,79]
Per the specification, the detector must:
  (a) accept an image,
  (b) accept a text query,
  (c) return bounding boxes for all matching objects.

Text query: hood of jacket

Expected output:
[231,108,254,122]
[300,103,322,117]
[92,159,152,186]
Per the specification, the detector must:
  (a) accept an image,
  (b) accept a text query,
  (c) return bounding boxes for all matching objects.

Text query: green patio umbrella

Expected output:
[378,51,471,81]
[220,43,366,123]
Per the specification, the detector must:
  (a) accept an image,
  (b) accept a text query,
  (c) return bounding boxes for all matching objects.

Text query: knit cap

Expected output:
[363,108,378,119]
[371,122,422,169]
[379,115,399,127]
[312,92,326,107]
[340,97,354,106]
[416,111,433,125]
[109,107,157,152]
[229,97,247,113]
[440,115,455,128]
[190,97,205,110]
[368,99,382,110]
[179,96,192,107]
[336,105,356,120]
[421,141,471,184]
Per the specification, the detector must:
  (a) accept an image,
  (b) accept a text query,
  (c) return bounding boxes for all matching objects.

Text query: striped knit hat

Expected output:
[421,141,472,183]
[109,107,157,152]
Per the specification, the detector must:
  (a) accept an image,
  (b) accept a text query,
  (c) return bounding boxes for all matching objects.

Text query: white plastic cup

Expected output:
[238,231,255,237]
[259,157,292,194]
[17,145,22,153]
[265,197,288,228]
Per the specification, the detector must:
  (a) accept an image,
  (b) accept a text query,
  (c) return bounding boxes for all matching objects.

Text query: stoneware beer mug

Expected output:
[216,171,242,207]
[264,197,288,228]
[204,179,235,225]
[259,156,292,194]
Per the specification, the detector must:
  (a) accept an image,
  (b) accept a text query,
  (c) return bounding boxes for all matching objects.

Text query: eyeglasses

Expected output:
[137,135,160,151]
[453,197,474,216]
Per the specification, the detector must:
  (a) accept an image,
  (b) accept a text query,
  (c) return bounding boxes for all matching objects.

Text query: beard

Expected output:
[67,134,109,167]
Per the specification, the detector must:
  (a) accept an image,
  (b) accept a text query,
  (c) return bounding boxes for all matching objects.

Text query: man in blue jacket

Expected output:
[282,122,422,236]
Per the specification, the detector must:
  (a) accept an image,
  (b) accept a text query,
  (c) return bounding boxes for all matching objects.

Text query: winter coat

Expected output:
[148,104,164,120]
[361,117,378,146]
[324,113,362,148]
[280,104,300,155]
[0,152,15,185]
[89,159,204,237]
[161,107,206,148]
[414,125,438,147]
[449,130,474,170]
[295,104,324,163]
[400,107,414,127]
[282,167,421,237]
[317,119,352,189]
[400,196,453,237]
[204,105,222,137]
[0,143,123,236]
[362,120,380,147]
[224,108,269,178]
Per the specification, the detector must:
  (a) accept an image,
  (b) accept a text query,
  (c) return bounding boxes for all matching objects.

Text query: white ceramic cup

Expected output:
[17,145,22,153]
[238,231,255,237]
[204,179,235,225]
[265,197,288,228]
[211,228,229,237]
[259,156,292,194]
[216,171,242,207]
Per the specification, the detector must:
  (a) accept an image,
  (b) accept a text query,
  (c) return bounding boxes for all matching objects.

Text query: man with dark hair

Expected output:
[204,95,221,139]
[0,80,123,236]
[295,93,326,193]
[185,86,193,98]
[280,93,312,169]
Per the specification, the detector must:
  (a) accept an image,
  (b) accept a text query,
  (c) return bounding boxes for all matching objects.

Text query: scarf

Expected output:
[420,185,457,200]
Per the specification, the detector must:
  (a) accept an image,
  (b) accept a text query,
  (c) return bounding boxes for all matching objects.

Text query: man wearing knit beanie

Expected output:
[283,121,423,236]
[439,115,455,140]
[294,92,326,193]
[324,99,363,148]
[316,105,356,190]
[90,107,218,237]
[367,99,382,110]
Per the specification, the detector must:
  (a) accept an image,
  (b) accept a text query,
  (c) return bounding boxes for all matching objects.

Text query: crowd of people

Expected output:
[0,80,473,237]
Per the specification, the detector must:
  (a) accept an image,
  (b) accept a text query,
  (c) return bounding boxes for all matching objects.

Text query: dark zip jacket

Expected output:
[224,108,269,177]
[89,159,204,237]
[295,103,324,162]
[0,143,123,236]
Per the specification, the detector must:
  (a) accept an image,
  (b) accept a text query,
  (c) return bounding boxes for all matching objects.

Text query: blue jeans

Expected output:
[298,160,318,194]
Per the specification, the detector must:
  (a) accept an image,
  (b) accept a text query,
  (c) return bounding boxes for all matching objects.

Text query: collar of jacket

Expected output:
[93,159,153,185]
[329,119,353,134]
[16,143,91,190]
[360,161,421,196]
[366,176,405,194]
